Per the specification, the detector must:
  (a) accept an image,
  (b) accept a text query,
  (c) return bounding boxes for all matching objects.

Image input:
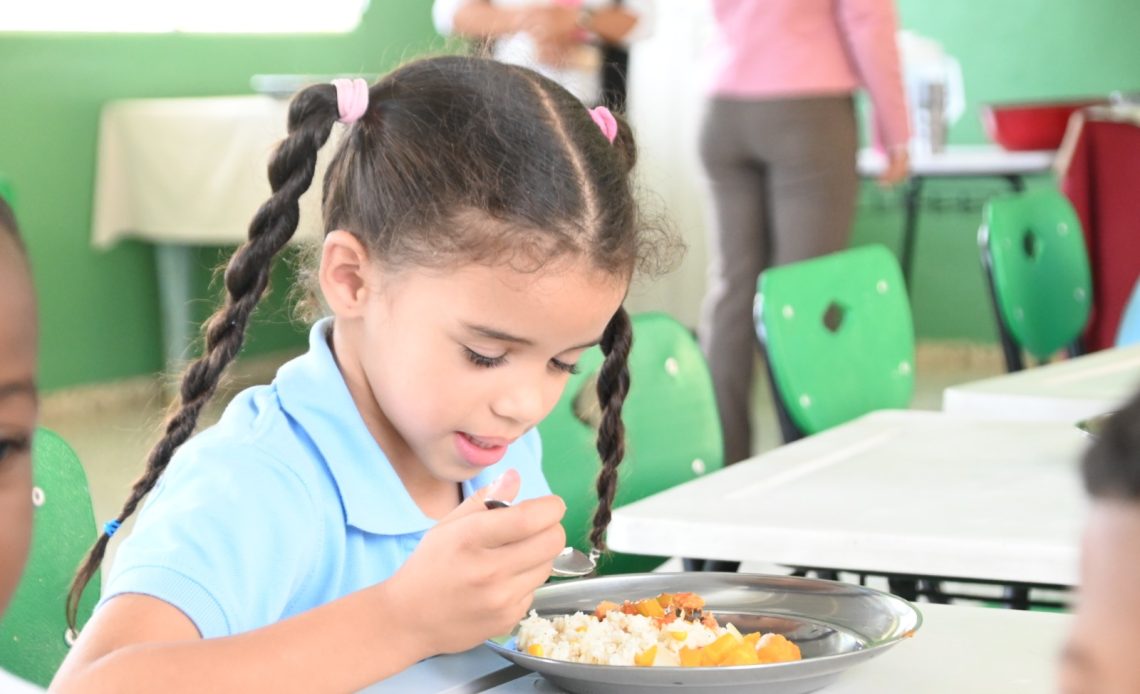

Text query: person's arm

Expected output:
[836,0,910,185]
[51,585,429,694]
[583,0,654,46]
[51,472,566,694]
[581,7,638,45]
[440,0,536,40]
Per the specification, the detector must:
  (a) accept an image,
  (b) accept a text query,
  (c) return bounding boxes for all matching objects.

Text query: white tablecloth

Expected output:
[607,410,1088,585]
[361,603,1070,693]
[943,344,1140,422]
[92,95,329,249]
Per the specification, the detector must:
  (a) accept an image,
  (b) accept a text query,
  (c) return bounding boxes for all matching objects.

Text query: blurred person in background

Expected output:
[699,0,910,469]
[433,0,653,109]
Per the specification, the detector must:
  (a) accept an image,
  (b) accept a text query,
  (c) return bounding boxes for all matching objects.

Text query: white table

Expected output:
[857,145,1055,290]
[92,95,330,370]
[360,603,1070,693]
[606,410,1087,586]
[857,145,1055,180]
[943,344,1140,422]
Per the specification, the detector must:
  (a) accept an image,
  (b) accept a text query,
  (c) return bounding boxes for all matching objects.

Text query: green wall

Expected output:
[3,0,1139,389]
[852,0,1140,342]
[0,0,442,391]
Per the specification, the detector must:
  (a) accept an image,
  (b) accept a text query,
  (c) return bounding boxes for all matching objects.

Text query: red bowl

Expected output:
[980,99,1105,151]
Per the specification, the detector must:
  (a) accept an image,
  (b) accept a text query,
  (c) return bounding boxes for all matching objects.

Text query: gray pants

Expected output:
[698,95,858,464]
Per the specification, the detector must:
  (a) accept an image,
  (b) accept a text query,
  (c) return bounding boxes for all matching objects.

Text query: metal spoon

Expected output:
[484,498,598,578]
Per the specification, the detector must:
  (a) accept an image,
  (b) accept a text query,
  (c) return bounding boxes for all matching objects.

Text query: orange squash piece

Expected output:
[594,600,620,619]
[634,645,657,667]
[679,646,702,668]
[755,633,802,664]
[634,598,666,618]
[701,634,739,666]
[722,644,761,666]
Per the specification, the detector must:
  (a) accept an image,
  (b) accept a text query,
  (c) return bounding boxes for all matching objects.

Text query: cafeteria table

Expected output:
[91,95,329,371]
[605,410,1087,586]
[361,603,1070,693]
[857,145,1054,290]
[943,343,1140,422]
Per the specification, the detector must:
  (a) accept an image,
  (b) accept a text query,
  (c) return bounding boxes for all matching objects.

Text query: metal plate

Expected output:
[485,573,921,694]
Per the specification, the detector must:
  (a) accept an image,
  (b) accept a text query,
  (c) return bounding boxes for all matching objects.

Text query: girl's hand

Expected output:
[385,469,567,655]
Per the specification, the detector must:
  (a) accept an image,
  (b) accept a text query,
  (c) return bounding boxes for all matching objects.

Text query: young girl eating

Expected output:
[53,55,670,692]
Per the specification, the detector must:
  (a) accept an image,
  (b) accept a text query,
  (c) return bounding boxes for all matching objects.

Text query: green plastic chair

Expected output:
[755,244,915,442]
[0,428,100,687]
[979,188,1092,372]
[539,311,724,575]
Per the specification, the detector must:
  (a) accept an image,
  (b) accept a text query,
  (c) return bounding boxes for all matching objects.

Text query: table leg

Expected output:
[900,177,925,291]
[154,244,196,380]
[1004,174,1027,192]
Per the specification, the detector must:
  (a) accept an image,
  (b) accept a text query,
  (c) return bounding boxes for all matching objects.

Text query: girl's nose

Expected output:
[491,373,565,426]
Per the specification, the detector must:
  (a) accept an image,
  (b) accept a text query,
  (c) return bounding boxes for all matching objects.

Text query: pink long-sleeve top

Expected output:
[708,0,910,150]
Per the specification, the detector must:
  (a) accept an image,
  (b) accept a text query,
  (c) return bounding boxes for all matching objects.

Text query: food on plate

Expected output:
[515,592,802,667]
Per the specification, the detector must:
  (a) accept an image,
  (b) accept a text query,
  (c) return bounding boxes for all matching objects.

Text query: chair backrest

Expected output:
[980,188,1092,364]
[0,428,100,687]
[538,312,724,575]
[1115,277,1140,347]
[756,244,915,438]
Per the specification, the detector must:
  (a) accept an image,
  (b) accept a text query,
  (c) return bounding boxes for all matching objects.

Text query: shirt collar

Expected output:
[274,318,437,536]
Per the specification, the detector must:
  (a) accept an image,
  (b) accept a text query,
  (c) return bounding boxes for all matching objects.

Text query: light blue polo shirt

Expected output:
[100,318,551,638]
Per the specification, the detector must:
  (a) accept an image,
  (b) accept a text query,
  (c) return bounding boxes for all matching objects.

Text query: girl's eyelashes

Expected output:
[550,359,579,375]
[463,346,507,368]
[462,346,579,375]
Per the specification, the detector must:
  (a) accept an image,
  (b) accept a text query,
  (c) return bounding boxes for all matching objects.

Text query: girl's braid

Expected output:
[588,306,632,552]
[66,87,339,629]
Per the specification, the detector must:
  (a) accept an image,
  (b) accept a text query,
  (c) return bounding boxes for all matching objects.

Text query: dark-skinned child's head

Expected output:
[0,197,37,618]
[1061,394,1140,694]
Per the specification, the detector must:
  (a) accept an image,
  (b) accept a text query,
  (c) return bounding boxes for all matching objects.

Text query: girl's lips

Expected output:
[455,432,509,468]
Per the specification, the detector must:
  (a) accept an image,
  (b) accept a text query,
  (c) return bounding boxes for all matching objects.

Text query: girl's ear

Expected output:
[319,230,373,319]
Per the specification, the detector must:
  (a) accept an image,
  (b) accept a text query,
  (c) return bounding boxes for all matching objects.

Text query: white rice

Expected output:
[516,609,731,666]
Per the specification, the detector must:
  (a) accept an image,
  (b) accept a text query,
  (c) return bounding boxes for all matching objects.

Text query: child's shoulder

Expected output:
[167,381,329,495]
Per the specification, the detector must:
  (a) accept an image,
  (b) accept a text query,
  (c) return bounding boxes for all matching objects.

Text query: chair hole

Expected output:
[691,458,707,475]
[821,302,846,333]
[64,628,78,647]
[1022,229,1039,259]
[31,486,45,507]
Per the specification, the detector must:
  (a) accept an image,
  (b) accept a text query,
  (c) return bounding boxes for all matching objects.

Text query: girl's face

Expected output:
[345,256,626,491]
[0,235,37,617]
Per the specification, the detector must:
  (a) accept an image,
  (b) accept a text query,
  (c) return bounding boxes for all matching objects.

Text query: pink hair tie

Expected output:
[589,106,618,144]
[332,78,369,124]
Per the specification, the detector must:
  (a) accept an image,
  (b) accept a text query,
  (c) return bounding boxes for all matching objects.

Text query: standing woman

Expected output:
[698,0,910,467]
